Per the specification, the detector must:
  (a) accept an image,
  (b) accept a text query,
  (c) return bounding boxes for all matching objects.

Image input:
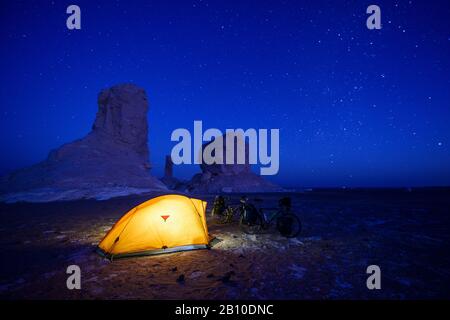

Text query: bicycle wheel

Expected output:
[276,213,302,238]
[239,210,263,234]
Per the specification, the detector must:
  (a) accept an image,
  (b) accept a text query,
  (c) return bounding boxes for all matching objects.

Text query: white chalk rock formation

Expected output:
[186,133,282,193]
[160,155,182,189]
[0,83,166,202]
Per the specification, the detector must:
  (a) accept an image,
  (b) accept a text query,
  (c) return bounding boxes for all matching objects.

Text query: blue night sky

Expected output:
[0,0,449,188]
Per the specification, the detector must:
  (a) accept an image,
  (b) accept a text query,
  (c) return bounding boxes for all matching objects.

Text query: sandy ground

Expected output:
[0,189,449,299]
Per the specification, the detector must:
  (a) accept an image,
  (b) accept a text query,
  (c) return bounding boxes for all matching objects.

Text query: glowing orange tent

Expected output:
[97,194,211,259]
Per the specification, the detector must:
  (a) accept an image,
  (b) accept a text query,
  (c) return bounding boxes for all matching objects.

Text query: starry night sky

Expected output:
[0,0,449,188]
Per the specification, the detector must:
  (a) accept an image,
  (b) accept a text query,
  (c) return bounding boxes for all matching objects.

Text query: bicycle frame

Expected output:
[239,198,290,226]
[261,208,284,225]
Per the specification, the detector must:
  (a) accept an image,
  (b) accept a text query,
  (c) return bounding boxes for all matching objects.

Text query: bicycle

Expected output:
[210,195,235,224]
[238,196,302,238]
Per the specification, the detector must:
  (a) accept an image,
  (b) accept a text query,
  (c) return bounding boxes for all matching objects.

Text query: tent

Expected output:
[97,194,211,259]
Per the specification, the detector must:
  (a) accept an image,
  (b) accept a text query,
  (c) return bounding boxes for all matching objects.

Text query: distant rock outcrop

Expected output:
[0,83,166,202]
[186,133,282,193]
[160,155,182,189]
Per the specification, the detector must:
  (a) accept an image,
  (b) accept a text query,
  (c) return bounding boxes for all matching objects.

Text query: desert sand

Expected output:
[1,189,449,299]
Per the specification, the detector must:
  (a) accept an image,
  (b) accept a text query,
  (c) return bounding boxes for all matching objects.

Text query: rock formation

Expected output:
[0,83,166,202]
[160,155,181,189]
[186,133,282,193]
